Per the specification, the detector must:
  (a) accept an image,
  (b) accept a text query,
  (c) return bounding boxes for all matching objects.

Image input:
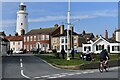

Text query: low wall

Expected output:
[53,59,120,70]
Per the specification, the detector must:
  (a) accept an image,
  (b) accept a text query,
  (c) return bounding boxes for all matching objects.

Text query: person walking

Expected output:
[86,49,91,61]
[7,49,10,55]
[10,49,13,55]
[61,48,65,59]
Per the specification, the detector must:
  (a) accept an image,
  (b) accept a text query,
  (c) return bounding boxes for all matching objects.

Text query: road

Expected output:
[1,54,119,80]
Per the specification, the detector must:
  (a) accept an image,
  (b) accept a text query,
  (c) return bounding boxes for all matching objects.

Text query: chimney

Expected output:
[112,33,115,40]
[105,30,108,39]
[54,24,58,28]
[96,35,99,39]
[82,30,86,35]
[9,34,11,36]
[60,25,64,34]
[15,32,18,36]
[70,26,74,32]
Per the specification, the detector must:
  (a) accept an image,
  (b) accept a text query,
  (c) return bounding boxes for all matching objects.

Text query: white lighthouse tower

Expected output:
[16,2,28,35]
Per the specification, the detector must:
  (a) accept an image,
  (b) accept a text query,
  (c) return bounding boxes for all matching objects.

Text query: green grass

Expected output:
[36,53,119,66]
[37,55,90,66]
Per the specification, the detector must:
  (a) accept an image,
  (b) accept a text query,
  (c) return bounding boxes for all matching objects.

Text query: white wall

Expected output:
[60,36,67,52]
[116,32,120,42]
[10,41,22,52]
[110,43,120,53]
[16,11,28,35]
[93,39,110,53]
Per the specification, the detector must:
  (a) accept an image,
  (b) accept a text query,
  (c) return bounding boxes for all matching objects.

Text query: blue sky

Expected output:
[1,2,118,38]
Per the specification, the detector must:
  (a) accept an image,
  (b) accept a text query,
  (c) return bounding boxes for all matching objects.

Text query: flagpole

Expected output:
[67,0,70,60]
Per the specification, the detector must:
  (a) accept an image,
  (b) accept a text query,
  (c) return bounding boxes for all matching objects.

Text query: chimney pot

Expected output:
[54,24,58,28]
[105,30,108,39]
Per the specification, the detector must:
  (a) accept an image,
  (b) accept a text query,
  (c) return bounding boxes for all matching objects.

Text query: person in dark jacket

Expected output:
[7,49,10,55]
[10,49,13,55]
[100,49,110,61]
[100,49,110,70]
[61,48,65,59]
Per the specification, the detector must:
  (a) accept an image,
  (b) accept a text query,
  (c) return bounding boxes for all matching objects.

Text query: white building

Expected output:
[16,2,28,35]
[82,36,120,54]
[5,36,23,53]
[59,30,79,52]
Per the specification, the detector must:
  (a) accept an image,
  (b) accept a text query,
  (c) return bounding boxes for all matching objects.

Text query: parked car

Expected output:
[13,49,24,54]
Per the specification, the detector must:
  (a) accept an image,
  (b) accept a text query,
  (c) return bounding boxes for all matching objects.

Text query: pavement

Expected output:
[1,53,120,80]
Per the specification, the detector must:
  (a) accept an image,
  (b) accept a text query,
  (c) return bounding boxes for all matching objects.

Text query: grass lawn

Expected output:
[36,53,119,66]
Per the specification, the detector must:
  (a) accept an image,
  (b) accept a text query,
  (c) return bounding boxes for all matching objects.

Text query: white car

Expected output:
[13,49,23,54]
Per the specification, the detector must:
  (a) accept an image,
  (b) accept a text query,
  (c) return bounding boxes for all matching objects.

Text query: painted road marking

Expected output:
[21,70,30,79]
[20,58,22,62]
[19,57,119,79]
[20,62,23,68]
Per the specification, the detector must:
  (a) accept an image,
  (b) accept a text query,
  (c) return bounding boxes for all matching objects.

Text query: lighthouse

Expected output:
[16,2,28,35]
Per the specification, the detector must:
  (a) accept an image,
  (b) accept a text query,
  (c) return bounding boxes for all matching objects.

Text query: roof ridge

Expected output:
[32,27,57,30]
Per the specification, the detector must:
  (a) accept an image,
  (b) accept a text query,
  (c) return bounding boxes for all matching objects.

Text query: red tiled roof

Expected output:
[5,36,23,41]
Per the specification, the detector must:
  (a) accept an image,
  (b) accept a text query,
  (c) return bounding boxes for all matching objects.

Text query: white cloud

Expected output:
[0,20,16,29]
[28,15,97,23]
[94,9,117,17]
[1,9,117,28]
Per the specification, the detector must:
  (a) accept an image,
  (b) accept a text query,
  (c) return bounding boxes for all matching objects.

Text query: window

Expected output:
[24,45,26,49]
[96,45,104,51]
[61,45,64,49]
[13,42,15,45]
[96,45,98,51]
[98,45,102,50]
[54,46,57,49]
[27,36,29,42]
[61,39,64,43]
[38,35,40,41]
[43,44,45,47]
[118,46,120,51]
[84,46,91,51]
[114,46,117,51]
[30,36,32,41]
[24,37,26,42]
[65,45,67,50]
[112,46,114,51]
[18,48,20,50]
[84,47,86,51]
[46,35,49,40]
[41,35,44,40]
[102,45,104,50]
[13,48,15,51]
[18,42,20,45]
[34,36,36,41]
[30,45,32,50]
[65,39,67,43]
[21,23,23,25]
[54,38,57,43]
[74,38,77,43]
[112,46,119,51]
[88,46,91,51]
[27,45,29,51]
[46,44,49,48]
